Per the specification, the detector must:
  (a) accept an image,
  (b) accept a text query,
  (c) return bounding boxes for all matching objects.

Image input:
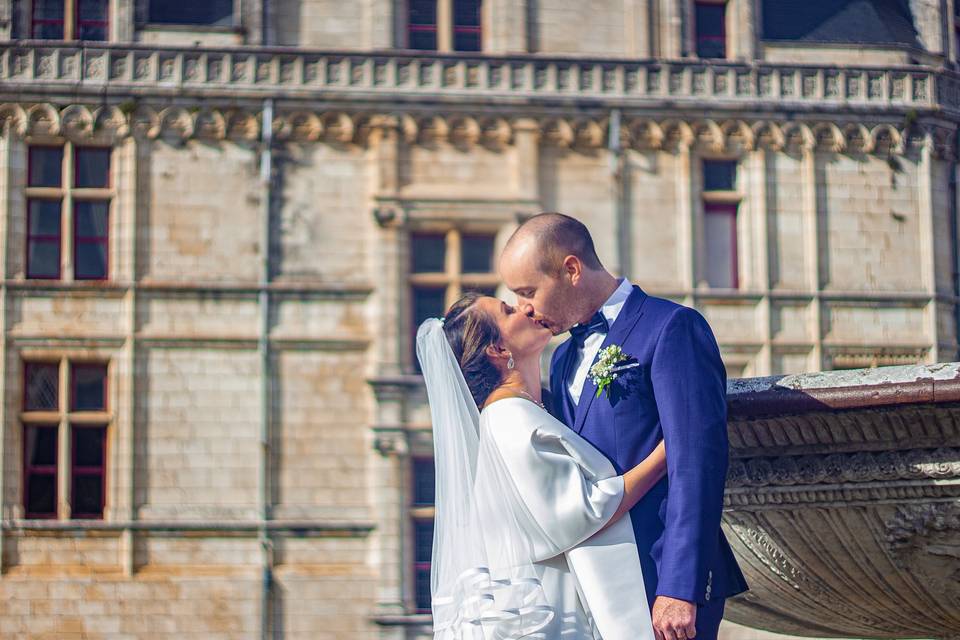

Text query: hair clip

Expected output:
[438,317,445,326]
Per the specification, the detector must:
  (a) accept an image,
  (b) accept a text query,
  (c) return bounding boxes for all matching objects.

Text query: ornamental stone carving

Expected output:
[1,102,954,161]
[723,363,960,638]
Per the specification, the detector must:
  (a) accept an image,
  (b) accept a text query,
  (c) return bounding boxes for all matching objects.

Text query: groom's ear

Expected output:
[562,255,583,285]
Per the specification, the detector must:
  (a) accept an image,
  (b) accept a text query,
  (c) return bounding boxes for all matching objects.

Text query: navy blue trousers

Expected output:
[695,598,727,640]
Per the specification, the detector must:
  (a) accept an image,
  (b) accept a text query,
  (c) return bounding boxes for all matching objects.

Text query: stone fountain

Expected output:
[722,363,960,638]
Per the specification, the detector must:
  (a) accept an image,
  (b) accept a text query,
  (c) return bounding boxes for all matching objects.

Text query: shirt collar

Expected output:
[599,277,633,327]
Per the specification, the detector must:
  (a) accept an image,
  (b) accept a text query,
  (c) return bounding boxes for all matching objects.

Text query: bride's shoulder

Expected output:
[480,398,559,438]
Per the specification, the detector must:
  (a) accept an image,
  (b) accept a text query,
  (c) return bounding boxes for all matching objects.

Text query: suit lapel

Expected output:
[573,286,649,433]
[551,339,578,427]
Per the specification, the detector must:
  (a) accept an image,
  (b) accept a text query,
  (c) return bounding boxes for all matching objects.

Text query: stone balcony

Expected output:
[2,41,960,118]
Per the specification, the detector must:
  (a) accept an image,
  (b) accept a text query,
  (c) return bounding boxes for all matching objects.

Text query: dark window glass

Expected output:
[27,200,62,279]
[25,474,57,515]
[414,520,434,562]
[408,0,438,50]
[413,519,434,611]
[461,284,497,298]
[29,147,63,188]
[27,241,61,279]
[74,426,105,467]
[695,2,726,59]
[453,0,482,51]
[74,201,109,280]
[461,234,494,273]
[704,203,739,289]
[75,201,109,237]
[24,425,58,517]
[411,234,446,273]
[29,200,62,236]
[25,362,59,411]
[72,474,104,517]
[413,287,446,328]
[26,426,58,467]
[75,242,108,280]
[33,0,64,20]
[148,0,233,26]
[413,287,446,371]
[72,426,105,518]
[412,459,435,506]
[703,160,737,191]
[74,148,110,188]
[72,364,107,411]
[414,563,432,612]
[32,0,65,39]
[76,0,108,40]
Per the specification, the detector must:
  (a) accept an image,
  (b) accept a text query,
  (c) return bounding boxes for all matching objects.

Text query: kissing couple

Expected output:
[417,213,748,640]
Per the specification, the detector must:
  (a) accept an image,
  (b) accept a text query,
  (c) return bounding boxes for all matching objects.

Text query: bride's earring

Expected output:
[507,355,515,370]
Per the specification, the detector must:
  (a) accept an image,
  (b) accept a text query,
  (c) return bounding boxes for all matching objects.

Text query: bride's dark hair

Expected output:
[442,292,504,409]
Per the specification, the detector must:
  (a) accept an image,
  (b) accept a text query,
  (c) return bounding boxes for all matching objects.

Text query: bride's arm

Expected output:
[602,440,667,529]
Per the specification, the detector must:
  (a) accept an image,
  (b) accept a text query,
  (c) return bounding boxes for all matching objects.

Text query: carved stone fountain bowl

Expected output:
[721,363,960,639]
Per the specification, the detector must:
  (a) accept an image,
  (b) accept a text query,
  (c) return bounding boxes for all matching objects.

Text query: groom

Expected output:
[499,213,748,640]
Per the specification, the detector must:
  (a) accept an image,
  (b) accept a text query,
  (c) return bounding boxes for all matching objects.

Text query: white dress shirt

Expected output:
[567,278,634,404]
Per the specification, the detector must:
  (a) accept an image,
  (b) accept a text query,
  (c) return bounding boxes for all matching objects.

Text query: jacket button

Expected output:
[705,592,711,601]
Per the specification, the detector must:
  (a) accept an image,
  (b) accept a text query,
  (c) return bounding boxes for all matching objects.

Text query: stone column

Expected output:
[110,0,136,42]
[657,0,683,58]
[513,118,540,202]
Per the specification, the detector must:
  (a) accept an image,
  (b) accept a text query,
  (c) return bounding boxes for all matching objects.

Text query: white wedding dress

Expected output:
[475,398,653,640]
[416,318,652,640]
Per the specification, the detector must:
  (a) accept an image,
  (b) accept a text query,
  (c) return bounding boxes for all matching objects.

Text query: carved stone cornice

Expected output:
[3,43,958,119]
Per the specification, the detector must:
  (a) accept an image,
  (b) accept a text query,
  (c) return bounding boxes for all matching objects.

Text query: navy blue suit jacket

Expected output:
[549,286,748,607]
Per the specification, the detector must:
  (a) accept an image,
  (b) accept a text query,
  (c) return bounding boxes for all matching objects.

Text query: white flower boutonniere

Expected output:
[589,344,637,399]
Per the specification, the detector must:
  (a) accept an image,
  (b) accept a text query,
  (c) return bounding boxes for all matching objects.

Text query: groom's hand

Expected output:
[652,596,697,640]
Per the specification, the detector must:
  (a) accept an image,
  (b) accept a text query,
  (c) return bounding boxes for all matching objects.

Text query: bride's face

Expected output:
[474,296,552,360]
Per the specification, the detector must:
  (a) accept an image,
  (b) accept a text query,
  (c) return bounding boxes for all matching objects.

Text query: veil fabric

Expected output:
[416,319,554,639]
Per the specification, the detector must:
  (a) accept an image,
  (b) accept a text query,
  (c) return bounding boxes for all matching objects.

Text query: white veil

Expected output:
[416,319,554,639]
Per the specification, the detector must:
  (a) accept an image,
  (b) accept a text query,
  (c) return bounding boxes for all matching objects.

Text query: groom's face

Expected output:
[499,247,582,336]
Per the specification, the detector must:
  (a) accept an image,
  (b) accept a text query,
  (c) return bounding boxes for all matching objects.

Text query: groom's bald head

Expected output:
[503,212,604,276]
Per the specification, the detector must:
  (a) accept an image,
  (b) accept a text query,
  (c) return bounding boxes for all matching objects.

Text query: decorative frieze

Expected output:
[3,100,949,157]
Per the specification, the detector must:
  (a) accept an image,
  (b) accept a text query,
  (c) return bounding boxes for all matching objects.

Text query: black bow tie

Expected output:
[569,312,609,348]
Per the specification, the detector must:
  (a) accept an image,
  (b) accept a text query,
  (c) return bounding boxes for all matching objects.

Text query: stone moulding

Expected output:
[0,101,953,158]
[722,362,960,638]
[3,43,959,117]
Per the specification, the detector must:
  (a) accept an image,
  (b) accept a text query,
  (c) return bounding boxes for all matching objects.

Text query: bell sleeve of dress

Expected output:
[477,402,624,563]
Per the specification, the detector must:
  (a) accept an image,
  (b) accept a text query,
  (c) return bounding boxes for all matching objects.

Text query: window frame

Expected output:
[146,0,235,28]
[693,0,727,60]
[703,202,740,289]
[410,456,436,614]
[22,424,59,519]
[24,142,113,282]
[20,358,111,521]
[404,0,484,52]
[70,424,108,519]
[701,158,742,290]
[407,228,499,371]
[30,0,109,41]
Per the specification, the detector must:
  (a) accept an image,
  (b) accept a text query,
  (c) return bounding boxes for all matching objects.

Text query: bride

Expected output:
[417,292,668,640]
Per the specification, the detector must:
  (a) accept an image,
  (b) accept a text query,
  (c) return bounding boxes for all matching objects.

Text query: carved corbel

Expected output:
[60,104,94,140]
[26,103,61,137]
[752,121,785,152]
